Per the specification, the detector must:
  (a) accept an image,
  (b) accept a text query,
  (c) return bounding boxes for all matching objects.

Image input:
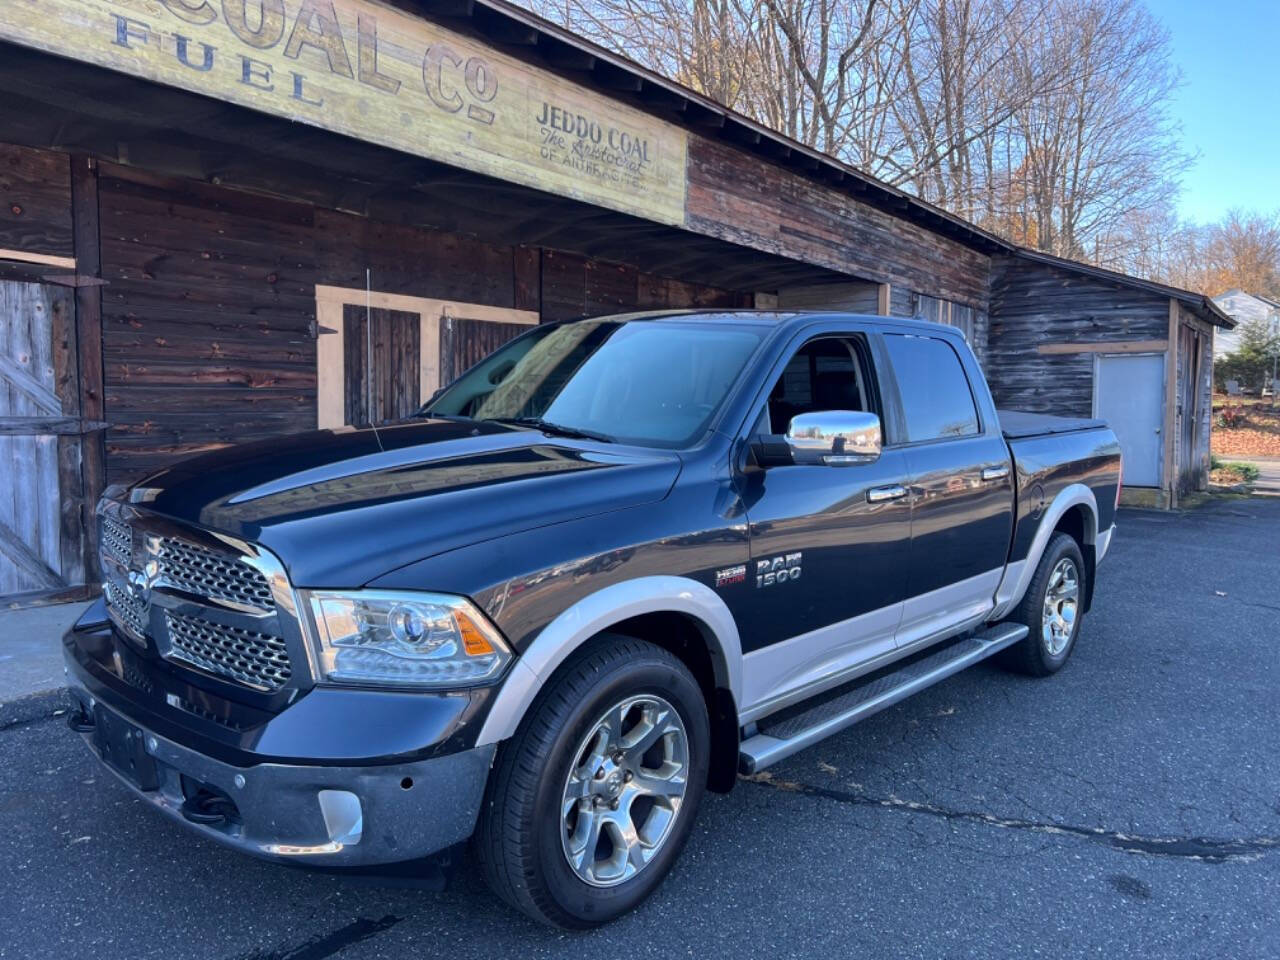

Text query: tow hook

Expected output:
[180,789,240,827]
[67,705,95,733]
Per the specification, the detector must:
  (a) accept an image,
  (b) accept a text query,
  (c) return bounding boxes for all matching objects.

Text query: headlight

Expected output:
[305,590,511,687]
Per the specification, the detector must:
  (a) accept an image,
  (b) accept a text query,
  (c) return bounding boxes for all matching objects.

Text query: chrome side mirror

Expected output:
[785,410,882,465]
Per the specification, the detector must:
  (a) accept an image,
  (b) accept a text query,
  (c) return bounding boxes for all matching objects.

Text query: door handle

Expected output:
[981,465,1010,482]
[868,484,908,503]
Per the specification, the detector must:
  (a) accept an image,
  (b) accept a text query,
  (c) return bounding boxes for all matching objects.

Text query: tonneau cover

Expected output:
[998,409,1107,439]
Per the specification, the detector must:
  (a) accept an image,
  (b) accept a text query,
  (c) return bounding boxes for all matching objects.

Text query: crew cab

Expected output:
[64,311,1121,927]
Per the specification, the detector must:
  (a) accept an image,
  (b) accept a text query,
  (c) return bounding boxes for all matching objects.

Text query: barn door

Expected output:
[314,286,539,430]
[438,309,538,385]
[0,280,91,603]
[342,305,422,427]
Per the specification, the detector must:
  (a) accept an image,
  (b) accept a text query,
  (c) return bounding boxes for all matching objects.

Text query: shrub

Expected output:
[1216,405,1248,429]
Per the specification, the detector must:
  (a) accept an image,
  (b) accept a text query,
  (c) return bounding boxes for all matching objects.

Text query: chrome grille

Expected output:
[101,515,132,567]
[158,538,275,611]
[104,578,148,639]
[165,611,292,692]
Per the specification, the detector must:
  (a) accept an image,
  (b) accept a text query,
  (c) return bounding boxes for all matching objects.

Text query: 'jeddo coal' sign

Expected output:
[0,0,688,226]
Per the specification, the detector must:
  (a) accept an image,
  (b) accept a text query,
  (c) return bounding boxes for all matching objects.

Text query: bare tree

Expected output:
[521,0,1193,275]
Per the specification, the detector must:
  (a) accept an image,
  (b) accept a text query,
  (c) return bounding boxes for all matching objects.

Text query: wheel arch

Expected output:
[475,576,743,785]
[992,483,1098,620]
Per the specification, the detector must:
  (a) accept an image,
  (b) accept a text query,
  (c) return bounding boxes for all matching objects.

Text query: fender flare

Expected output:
[475,576,743,746]
[991,482,1098,620]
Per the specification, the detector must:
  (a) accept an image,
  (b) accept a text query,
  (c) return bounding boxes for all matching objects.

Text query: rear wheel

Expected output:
[476,636,709,928]
[1002,532,1086,676]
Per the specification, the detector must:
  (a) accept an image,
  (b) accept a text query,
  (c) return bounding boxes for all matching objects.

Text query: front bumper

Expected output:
[63,604,497,867]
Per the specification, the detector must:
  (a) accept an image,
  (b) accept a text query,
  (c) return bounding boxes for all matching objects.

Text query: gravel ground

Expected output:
[2,499,1278,960]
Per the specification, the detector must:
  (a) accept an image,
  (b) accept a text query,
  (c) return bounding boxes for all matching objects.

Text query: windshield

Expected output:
[424,319,764,448]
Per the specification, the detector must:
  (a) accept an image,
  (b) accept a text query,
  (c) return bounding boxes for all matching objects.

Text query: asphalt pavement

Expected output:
[2,498,1278,959]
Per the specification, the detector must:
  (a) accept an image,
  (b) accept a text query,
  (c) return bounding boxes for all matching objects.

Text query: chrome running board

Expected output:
[738,622,1029,774]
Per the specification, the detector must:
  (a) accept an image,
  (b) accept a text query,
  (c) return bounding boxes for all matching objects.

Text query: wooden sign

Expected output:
[0,0,689,225]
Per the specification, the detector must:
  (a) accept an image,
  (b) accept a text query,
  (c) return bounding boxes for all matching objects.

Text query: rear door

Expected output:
[880,332,1014,648]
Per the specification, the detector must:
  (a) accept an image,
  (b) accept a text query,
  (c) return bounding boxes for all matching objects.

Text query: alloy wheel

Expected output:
[560,694,690,887]
[1041,557,1080,656]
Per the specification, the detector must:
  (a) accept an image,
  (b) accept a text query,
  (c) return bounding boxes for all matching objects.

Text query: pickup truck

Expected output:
[64,311,1121,928]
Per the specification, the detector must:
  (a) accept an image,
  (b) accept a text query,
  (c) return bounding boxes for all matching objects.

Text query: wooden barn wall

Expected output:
[888,285,915,318]
[685,136,991,309]
[986,257,1170,416]
[0,142,72,259]
[1174,303,1215,495]
[98,167,319,482]
[540,248,747,323]
[775,282,881,313]
[92,162,745,482]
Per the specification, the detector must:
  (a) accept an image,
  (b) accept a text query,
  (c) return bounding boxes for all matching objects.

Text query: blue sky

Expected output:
[1156,0,1280,224]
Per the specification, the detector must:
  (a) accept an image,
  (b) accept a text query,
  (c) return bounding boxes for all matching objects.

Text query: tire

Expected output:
[1001,532,1086,677]
[476,635,710,928]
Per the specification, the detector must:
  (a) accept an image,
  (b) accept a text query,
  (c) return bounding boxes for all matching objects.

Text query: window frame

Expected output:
[878,332,986,448]
[743,331,885,441]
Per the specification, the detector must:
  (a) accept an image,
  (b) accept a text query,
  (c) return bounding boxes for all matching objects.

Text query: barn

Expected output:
[0,0,1231,605]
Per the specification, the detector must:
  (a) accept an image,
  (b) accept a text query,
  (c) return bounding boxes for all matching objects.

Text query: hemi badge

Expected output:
[714,564,747,588]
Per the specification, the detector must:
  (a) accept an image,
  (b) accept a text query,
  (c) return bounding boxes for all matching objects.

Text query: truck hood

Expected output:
[121,419,682,587]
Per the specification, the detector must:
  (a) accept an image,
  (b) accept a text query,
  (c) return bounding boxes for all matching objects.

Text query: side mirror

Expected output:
[786,410,882,465]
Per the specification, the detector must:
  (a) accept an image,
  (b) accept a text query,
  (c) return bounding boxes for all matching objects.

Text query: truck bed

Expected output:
[998,409,1107,440]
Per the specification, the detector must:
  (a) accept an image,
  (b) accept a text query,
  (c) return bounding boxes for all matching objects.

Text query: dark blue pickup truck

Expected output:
[65,311,1120,927]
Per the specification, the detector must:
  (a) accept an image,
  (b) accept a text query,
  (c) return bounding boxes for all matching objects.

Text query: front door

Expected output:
[1095,353,1164,487]
[737,333,915,713]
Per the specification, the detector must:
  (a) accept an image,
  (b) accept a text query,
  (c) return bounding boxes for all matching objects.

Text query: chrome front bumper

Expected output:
[67,683,495,866]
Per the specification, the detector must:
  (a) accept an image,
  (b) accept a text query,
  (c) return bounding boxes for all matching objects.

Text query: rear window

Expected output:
[883,334,980,442]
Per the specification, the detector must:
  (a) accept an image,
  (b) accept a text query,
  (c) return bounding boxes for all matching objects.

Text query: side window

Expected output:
[883,334,980,441]
[762,337,873,434]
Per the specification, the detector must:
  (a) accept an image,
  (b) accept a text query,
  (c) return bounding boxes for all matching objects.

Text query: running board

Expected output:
[738,622,1029,774]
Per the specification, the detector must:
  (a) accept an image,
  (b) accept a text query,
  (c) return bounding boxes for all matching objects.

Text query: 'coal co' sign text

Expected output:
[0,0,688,225]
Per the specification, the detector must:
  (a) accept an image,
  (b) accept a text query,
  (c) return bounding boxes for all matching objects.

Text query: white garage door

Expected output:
[1095,353,1164,487]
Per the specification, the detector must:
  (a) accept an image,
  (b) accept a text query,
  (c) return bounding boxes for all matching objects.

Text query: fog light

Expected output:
[318,789,363,846]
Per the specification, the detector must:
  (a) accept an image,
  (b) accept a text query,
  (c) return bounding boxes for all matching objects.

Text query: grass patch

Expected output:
[1209,456,1260,485]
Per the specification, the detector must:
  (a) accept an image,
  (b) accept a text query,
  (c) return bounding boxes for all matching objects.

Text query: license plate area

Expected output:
[93,705,160,791]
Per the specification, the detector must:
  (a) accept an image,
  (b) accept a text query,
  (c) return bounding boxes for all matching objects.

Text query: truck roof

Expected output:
[580,309,957,336]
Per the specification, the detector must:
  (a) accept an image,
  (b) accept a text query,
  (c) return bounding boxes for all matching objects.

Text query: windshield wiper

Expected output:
[495,417,615,443]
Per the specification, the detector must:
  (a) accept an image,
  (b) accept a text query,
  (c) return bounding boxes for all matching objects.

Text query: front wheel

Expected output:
[1001,532,1086,676]
[476,636,709,928]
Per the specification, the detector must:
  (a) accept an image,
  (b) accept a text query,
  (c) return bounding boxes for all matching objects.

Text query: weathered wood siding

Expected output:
[0,143,72,259]
[0,281,76,596]
[888,285,915,318]
[541,248,746,322]
[343,305,421,427]
[98,166,319,481]
[439,316,534,384]
[88,159,749,481]
[686,136,991,309]
[987,257,1170,416]
[775,282,880,313]
[1174,303,1214,495]
[315,210,517,308]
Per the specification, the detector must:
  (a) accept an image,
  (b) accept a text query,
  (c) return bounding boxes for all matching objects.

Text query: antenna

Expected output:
[366,267,384,452]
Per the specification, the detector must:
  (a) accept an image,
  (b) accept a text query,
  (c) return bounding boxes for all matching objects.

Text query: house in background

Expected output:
[1211,290,1280,358]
